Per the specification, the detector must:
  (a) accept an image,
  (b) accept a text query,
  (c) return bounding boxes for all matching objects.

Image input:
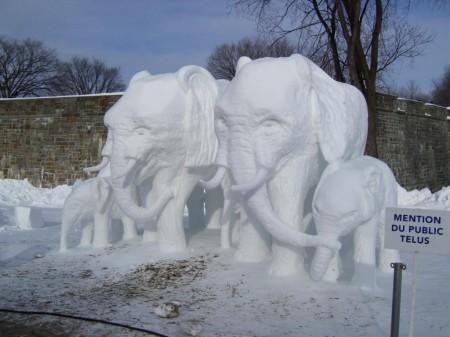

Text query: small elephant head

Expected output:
[310,156,386,281]
[105,66,218,222]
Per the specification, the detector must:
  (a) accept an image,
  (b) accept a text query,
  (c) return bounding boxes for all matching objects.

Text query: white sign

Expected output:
[385,207,450,255]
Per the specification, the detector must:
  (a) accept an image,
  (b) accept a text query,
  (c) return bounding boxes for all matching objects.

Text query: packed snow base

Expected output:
[0,182,449,336]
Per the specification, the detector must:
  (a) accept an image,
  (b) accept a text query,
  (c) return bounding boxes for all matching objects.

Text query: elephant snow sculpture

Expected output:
[214,54,367,276]
[59,173,139,252]
[310,156,400,287]
[105,66,225,253]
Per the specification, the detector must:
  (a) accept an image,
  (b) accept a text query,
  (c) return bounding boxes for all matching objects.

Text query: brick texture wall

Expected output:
[376,94,449,191]
[0,93,449,190]
[0,94,120,186]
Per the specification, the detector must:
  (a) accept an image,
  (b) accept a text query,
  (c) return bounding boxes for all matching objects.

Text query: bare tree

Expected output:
[207,37,296,80]
[0,37,58,98]
[234,0,433,157]
[431,66,450,106]
[384,80,429,101]
[51,57,125,95]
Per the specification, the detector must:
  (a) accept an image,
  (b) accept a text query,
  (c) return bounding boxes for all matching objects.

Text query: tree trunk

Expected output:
[365,86,379,158]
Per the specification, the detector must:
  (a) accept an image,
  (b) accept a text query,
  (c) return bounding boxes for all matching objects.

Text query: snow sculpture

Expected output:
[310,156,400,287]
[212,54,368,276]
[105,67,235,253]
[59,171,139,251]
[60,133,138,251]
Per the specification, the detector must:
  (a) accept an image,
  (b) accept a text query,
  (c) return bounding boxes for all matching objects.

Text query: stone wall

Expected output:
[0,94,120,187]
[0,93,449,190]
[376,94,449,191]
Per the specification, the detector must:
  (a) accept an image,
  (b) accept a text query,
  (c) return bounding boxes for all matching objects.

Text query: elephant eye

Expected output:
[260,118,280,128]
[216,116,226,124]
[135,127,149,136]
[215,116,228,128]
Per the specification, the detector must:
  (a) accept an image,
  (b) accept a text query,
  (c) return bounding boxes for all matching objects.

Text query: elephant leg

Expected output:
[122,215,138,241]
[220,197,240,249]
[60,218,70,252]
[155,170,198,253]
[142,186,159,243]
[220,220,231,249]
[205,186,223,229]
[79,221,93,247]
[60,209,83,252]
[231,212,240,245]
[157,198,187,252]
[186,184,205,230]
[234,207,271,262]
[268,156,319,276]
[92,211,111,248]
[352,218,377,289]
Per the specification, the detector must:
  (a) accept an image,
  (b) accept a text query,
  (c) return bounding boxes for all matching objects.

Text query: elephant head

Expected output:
[104,66,218,223]
[214,54,368,251]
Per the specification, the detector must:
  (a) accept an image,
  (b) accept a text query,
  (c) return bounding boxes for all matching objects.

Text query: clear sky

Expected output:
[0,0,448,94]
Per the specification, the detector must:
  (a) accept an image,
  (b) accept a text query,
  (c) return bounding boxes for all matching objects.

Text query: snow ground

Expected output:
[0,185,449,337]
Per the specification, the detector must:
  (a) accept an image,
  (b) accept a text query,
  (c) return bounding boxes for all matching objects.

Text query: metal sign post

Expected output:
[385,207,450,337]
[408,252,418,337]
[390,262,406,337]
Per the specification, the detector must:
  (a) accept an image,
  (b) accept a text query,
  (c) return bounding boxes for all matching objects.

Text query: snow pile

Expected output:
[398,185,450,210]
[0,179,72,208]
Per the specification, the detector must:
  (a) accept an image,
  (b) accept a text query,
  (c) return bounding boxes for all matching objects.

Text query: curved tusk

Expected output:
[200,166,226,190]
[114,187,174,223]
[83,157,109,173]
[231,167,269,193]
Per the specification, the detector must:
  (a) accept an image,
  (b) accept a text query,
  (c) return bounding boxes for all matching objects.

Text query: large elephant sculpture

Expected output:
[310,156,400,287]
[213,54,368,276]
[105,66,228,253]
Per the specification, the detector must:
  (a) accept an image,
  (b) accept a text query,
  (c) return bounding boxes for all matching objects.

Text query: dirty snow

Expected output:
[0,181,449,337]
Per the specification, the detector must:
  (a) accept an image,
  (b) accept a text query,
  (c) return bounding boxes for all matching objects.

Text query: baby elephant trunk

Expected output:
[310,246,336,281]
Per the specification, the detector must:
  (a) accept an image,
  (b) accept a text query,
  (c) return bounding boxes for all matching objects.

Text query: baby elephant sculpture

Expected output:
[310,156,400,286]
[60,175,139,251]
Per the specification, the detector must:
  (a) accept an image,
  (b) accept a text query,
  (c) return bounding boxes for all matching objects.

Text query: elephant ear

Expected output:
[128,70,151,86]
[361,164,384,218]
[177,65,218,167]
[236,56,252,74]
[364,166,382,196]
[293,54,368,162]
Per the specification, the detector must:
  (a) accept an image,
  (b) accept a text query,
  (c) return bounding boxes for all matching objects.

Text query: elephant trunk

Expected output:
[110,145,172,223]
[231,167,269,193]
[246,187,339,249]
[310,246,336,281]
[229,136,340,251]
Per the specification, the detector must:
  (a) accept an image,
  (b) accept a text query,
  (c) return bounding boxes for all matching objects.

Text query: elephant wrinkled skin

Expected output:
[215,54,368,276]
[104,66,225,252]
